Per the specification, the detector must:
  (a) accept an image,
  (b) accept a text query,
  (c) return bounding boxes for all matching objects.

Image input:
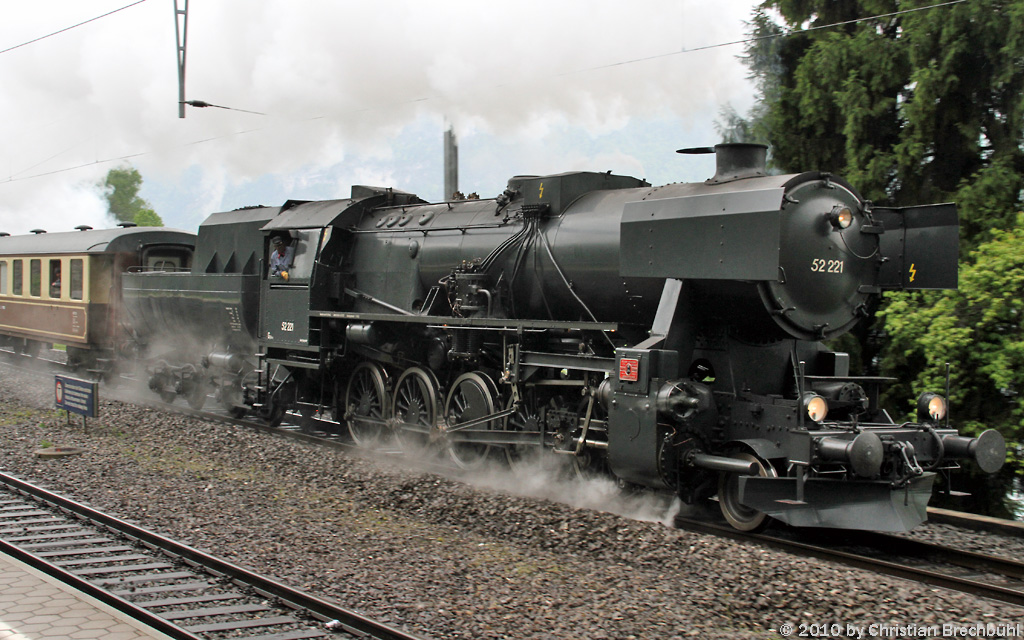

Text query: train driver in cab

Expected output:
[269,235,295,280]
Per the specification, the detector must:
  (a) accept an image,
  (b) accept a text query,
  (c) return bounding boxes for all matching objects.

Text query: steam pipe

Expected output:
[689,453,758,476]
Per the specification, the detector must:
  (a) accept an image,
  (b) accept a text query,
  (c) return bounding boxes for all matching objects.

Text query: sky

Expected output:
[0,0,761,235]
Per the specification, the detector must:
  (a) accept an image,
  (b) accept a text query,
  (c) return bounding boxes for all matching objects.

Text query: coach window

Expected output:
[12,260,22,295]
[29,259,41,297]
[49,259,62,298]
[0,261,6,295]
[70,259,83,300]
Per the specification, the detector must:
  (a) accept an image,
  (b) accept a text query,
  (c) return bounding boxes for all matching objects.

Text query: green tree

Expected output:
[736,0,1024,243]
[131,209,163,227]
[101,166,164,227]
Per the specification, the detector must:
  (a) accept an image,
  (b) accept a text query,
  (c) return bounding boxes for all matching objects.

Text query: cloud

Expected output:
[0,0,757,234]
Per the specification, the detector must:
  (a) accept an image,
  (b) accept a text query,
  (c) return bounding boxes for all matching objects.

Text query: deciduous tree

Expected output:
[101,166,164,227]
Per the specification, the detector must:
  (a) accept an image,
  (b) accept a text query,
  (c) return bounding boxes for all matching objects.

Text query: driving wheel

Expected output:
[392,367,439,451]
[444,371,500,470]
[344,362,390,449]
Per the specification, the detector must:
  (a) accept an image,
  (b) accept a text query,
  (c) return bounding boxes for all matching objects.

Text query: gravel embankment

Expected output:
[0,362,1021,639]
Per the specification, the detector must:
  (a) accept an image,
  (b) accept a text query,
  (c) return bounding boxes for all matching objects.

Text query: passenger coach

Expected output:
[0,224,195,376]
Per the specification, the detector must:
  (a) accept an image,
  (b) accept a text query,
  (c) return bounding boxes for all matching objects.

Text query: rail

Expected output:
[675,516,1024,609]
[0,472,431,640]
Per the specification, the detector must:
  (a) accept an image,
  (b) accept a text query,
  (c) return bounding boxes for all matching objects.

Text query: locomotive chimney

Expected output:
[708,143,767,184]
[678,143,769,185]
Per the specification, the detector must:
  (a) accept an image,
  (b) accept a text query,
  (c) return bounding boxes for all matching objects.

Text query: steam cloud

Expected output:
[0,0,757,234]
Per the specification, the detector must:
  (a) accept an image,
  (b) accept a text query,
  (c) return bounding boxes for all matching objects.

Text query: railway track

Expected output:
[675,516,1024,609]
[0,471,429,640]
[8,351,1024,612]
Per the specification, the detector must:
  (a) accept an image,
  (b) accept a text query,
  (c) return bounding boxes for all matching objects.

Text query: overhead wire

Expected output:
[561,0,968,76]
[0,0,968,186]
[0,0,150,56]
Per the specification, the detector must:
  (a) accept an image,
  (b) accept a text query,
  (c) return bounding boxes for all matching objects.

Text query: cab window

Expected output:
[0,261,6,295]
[49,259,62,298]
[289,230,319,281]
[70,259,84,300]
[150,258,178,270]
[268,230,318,282]
[12,260,22,295]
[29,259,40,297]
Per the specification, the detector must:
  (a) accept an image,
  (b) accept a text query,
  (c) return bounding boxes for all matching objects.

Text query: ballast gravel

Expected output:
[0,361,1021,640]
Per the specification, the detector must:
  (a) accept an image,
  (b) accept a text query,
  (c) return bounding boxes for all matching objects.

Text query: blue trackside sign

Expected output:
[55,375,98,418]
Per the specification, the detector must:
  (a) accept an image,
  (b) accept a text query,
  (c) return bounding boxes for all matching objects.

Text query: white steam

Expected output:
[463,454,686,527]
[0,0,757,234]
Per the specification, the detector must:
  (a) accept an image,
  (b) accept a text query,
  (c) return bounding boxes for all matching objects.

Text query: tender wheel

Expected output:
[218,382,248,418]
[717,452,777,532]
[186,368,208,410]
[187,384,207,410]
[392,367,439,451]
[503,391,543,473]
[344,362,390,448]
[262,375,295,427]
[266,403,286,427]
[444,371,500,470]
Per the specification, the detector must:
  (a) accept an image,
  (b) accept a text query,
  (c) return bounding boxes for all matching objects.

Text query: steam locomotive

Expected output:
[6,143,1003,532]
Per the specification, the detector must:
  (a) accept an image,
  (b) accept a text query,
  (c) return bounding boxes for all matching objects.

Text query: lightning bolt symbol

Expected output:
[909,263,916,283]
[538,183,544,199]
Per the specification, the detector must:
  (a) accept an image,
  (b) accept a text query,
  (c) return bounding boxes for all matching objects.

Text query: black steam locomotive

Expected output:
[117,143,1004,532]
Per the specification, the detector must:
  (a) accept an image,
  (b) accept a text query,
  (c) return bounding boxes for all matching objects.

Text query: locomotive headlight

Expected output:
[802,393,829,423]
[828,205,854,230]
[917,392,947,423]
